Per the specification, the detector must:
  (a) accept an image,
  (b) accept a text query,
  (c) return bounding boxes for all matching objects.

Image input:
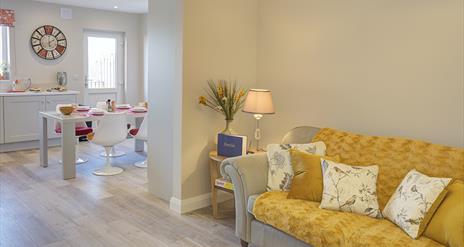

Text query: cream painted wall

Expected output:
[147,0,462,209]
[257,0,464,147]
[181,0,258,199]
[3,0,144,104]
[146,0,258,204]
[147,0,183,201]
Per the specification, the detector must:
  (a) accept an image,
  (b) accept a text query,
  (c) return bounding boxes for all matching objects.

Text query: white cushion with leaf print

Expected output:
[382,169,451,239]
[319,159,382,219]
[266,142,326,191]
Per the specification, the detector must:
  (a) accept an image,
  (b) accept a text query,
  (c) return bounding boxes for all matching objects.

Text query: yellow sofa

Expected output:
[221,127,463,247]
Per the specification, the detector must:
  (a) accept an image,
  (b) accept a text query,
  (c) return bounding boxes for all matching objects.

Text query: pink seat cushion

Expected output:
[129,128,139,136]
[55,126,93,137]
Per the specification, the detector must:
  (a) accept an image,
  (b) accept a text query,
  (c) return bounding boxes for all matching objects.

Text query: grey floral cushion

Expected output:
[382,169,451,239]
[266,142,326,191]
[320,159,382,219]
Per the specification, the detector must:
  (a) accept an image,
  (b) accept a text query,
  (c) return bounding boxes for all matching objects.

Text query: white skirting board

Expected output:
[0,138,61,153]
[170,191,234,214]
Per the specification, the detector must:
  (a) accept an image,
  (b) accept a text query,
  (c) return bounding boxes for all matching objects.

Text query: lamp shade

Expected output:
[243,89,275,114]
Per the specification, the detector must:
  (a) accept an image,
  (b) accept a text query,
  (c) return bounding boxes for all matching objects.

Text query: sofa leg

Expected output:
[240,239,248,247]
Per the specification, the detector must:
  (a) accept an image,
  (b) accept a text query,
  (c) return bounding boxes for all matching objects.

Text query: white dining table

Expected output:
[39,110,147,180]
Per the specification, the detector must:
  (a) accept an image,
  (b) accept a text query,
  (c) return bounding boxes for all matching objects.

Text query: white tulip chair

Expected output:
[129,113,148,168]
[55,104,93,164]
[95,101,126,158]
[88,112,128,176]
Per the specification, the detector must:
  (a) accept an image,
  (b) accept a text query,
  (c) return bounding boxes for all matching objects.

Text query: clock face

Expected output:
[31,25,67,60]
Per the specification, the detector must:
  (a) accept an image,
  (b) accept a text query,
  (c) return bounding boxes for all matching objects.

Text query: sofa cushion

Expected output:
[320,159,382,219]
[383,169,451,239]
[253,191,443,247]
[266,142,326,191]
[312,128,464,209]
[424,180,464,247]
[287,150,339,202]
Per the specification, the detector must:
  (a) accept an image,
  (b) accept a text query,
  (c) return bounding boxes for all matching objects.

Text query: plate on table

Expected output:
[131,106,147,113]
[116,104,131,109]
[76,106,90,112]
[90,112,105,116]
[89,108,105,116]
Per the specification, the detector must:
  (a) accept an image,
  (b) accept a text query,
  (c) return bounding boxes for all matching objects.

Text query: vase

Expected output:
[221,119,235,135]
[1,70,10,80]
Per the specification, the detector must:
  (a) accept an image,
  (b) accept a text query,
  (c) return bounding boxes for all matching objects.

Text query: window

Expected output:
[0,26,12,79]
[87,36,117,89]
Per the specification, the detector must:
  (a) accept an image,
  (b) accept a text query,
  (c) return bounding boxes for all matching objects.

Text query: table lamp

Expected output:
[243,89,275,151]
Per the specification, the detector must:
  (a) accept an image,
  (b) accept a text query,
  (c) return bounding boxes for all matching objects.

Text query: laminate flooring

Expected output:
[0,139,239,247]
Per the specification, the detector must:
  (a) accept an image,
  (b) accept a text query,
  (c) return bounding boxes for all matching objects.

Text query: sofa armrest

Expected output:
[220,153,268,243]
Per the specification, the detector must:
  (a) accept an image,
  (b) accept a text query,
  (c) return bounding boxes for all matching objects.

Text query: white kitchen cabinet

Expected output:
[0,91,80,151]
[4,96,46,143]
[2,94,78,142]
[0,97,4,144]
[45,95,78,138]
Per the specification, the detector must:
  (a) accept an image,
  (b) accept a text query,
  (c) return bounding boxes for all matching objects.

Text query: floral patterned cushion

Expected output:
[383,169,452,239]
[266,142,326,191]
[320,159,382,218]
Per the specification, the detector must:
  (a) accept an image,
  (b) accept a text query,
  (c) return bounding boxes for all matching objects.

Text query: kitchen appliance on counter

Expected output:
[56,72,68,91]
[57,72,68,86]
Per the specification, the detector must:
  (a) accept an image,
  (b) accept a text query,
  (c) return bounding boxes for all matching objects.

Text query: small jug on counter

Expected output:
[13,78,32,92]
[57,72,67,86]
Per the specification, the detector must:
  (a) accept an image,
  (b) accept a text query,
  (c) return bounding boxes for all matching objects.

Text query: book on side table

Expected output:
[217,133,247,157]
[214,177,234,191]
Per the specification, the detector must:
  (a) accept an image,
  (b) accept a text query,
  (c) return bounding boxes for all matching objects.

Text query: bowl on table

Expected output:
[116,104,131,109]
[59,106,75,115]
[89,108,105,116]
[131,106,147,113]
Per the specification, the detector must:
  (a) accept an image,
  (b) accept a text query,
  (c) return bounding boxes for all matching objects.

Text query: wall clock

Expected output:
[30,25,67,60]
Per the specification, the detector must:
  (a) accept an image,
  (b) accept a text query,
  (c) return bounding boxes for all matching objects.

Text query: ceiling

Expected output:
[32,0,148,14]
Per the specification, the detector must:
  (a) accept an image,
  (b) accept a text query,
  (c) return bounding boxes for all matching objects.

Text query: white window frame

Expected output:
[0,26,15,79]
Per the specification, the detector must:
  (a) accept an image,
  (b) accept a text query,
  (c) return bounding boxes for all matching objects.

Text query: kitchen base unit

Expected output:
[0,91,79,153]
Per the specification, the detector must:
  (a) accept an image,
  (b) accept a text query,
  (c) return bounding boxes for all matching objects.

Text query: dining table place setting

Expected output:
[131,106,148,113]
[88,108,105,116]
[56,101,148,118]
[76,105,91,112]
[40,101,149,180]
[116,103,131,110]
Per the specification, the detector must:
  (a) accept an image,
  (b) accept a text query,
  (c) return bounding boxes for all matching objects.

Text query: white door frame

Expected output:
[83,30,125,105]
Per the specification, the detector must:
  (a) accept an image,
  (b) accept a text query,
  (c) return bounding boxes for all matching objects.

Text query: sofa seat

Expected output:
[247,194,260,215]
[253,191,443,247]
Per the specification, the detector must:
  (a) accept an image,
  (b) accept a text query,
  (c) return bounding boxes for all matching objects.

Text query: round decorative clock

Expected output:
[30,25,67,60]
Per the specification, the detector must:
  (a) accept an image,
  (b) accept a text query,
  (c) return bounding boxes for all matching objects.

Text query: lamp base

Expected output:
[253,116,263,152]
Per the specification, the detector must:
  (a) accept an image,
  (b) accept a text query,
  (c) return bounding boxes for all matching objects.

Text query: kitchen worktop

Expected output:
[0,90,80,97]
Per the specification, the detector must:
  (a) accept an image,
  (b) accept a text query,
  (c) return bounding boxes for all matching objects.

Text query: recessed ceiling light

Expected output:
[113,5,118,9]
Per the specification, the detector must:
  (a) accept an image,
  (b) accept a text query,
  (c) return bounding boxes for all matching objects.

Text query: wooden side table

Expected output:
[209,150,234,218]
[209,149,265,218]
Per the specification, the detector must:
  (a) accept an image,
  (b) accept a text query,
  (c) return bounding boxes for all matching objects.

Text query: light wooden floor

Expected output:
[0,139,239,247]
